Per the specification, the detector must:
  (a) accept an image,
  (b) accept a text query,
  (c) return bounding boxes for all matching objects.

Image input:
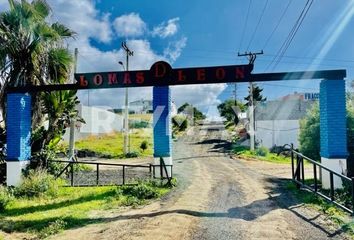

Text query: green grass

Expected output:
[233,147,291,164]
[232,146,312,165]
[72,129,153,158]
[286,181,354,237]
[128,114,152,122]
[241,150,290,164]
[0,182,170,238]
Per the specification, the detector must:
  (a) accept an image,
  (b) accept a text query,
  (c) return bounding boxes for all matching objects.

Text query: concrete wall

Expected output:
[255,120,299,148]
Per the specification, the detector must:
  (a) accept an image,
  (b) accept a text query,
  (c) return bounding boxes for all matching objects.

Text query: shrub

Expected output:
[31,147,57,169]
[120,196,142,207]
[140,140,148,152]
[129,120,150,129]
[168,178,178,188]
[255,146,269,157]
[47,161,65,176]
[125,151,139,158]
[0,185,12,211]
[120,183,159,200]
[15,169,60,198]
[38,219,66,239]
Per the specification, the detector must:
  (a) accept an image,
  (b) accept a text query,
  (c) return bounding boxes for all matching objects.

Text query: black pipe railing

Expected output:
[50,159,173,187]
[287,144,354,214]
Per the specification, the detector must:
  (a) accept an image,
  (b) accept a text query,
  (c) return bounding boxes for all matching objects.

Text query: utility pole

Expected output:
[68,48,79,160]
[234,83,237,105]
[121,42,133,155]
[237,50,263,151]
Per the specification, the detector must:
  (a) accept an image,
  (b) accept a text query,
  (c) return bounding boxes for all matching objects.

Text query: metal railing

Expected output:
[151,157,173,185]
[50,158,173,187]
[285,144,354,214]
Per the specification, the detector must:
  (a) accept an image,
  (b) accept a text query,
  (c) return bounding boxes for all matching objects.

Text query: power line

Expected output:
[238,0,252,52]
[259,83,317,91]
[263,0,293,50]
[78,49,354,64]
[265,0,314,71]
[266,0,311,71]
[257,126,299,132]
[247,0,269,51]
[272,0,314,70]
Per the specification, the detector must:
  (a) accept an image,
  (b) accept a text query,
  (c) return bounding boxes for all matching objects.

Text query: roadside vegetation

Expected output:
[0,0,84,172]
[286,182,354,237]
[68,129,153,159]
[0,169,174,239]
[172,103,206,137]
[299,101,354,176]
[232,146,291,164]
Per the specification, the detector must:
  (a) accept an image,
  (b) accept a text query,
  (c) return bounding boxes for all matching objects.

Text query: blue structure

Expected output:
[153,86,172,158]
[7,93,32,161]
[6,93,32,186]
[319,79,348,188]
[4,65,349,187]
[320,80,348,158]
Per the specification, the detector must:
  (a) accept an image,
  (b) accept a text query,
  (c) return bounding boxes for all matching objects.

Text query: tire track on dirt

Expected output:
[53,124,351,240]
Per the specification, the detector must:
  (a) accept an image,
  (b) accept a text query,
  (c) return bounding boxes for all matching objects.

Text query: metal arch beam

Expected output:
[251,69,346,82]
[7,62,347,93]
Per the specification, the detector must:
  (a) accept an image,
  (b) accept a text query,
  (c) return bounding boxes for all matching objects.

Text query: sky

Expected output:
[1,0,354,117]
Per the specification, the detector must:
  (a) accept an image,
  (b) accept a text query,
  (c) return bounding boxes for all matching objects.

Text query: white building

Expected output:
[129,99,152,114]
[63,104,124,141]
[254,95,316,149]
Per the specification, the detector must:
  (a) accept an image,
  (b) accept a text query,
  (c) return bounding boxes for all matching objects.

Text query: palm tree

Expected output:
[0,0,82,156]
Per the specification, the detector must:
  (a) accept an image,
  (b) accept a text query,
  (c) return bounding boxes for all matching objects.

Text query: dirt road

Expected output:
[53,123,350,240]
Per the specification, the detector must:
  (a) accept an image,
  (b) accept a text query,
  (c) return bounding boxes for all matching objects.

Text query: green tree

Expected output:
[177,103,206,121]
[217,99,246,127]
[140,140,148,152]
[177,103,190,113]
[299,102,354,176]
[244,84,267,106]
[0,0,82,158]
[299,103,321,160]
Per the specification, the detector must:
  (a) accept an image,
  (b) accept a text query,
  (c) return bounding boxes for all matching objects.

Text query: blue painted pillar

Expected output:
[320,79,348,188]
[6,93,32,186]
[153,86,172,177]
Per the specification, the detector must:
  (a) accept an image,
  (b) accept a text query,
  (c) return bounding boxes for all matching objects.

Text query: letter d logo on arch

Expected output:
[150,61,172,85]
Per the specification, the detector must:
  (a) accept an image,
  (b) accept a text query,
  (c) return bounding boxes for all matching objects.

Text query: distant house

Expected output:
[254,93,317,148]
[129,99,152,114]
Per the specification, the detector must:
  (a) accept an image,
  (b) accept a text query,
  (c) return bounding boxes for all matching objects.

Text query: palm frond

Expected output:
[31,0,51,19]
[51,22,76,38]
[48,48,73,84]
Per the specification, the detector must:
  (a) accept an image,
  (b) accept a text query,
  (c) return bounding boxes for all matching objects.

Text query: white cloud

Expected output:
[171,84,227,112]
[163,37,187,62]
[113,13,146,38]
[75,39,165,108]
[152,17,179,38]
[48,0,112,43]
[0,1,223,113]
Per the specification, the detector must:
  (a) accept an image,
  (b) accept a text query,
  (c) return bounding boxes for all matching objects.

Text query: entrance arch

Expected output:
[6,62,348,187]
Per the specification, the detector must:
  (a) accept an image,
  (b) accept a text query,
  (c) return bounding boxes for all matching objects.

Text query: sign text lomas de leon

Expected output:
[75,61,253,89]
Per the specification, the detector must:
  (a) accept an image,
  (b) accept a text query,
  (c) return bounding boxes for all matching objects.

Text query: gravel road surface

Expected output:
[52,123,351,240]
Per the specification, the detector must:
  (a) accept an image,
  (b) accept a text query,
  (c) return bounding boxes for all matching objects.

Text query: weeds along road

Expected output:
[53,123,350,240]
